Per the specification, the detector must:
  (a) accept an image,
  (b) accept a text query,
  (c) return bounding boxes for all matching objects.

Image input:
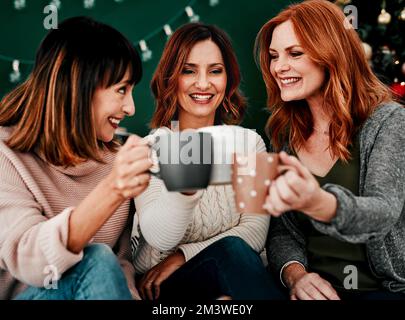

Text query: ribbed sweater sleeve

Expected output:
[135,178,203,251]
[0,153,82,287]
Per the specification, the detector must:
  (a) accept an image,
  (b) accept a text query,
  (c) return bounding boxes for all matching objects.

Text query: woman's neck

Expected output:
[306,94,330,131]
[177,113,215,131]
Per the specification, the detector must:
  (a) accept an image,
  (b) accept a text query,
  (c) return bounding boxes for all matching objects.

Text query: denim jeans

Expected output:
[155,236,285,300]
[14,244,132,300]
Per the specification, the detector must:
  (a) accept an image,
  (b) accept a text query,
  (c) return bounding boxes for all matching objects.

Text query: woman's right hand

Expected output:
[107,134,152,199]
[283,263,340,300]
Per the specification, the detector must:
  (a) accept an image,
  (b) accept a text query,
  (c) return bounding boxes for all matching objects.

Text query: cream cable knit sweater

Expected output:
[132,127,271,274]
[0,126,135,299]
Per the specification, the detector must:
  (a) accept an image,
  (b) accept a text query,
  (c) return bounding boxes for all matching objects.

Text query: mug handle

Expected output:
[115,132,163,179]
[149,169,161,179]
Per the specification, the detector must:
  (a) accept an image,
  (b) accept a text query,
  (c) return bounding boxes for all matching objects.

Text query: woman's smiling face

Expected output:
[92,70,135,142]
[177,39,227,126]
[269,20,325,102]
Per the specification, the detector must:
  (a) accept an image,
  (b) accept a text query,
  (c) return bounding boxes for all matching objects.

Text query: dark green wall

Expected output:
[0,0,292,145]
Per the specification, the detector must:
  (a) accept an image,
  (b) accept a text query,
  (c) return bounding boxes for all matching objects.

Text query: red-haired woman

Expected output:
[0,17,151,299]
[255,0,405,300]
[133,23,276,300]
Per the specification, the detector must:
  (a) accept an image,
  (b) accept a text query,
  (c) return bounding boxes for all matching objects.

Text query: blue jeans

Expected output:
[155,236,284,300]
[14,244,132,300]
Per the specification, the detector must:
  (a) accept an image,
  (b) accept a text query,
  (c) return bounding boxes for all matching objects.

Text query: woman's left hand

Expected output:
[263,151,325,218]
[138,251,186,300]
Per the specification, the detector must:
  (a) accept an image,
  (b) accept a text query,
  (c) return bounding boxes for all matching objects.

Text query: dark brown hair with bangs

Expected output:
[150,23,246,128]
[0,16,142,166]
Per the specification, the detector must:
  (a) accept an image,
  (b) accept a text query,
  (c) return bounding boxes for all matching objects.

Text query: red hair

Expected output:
[150,23,246,128]
[255,0,392,161]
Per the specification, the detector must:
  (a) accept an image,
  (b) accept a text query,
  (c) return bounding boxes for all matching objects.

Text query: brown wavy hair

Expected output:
[0,17,142,166]
[255,0,392,161]
[150,23,246,128]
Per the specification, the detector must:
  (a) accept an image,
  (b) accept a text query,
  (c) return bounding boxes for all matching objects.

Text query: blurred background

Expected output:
[0,0,404,145]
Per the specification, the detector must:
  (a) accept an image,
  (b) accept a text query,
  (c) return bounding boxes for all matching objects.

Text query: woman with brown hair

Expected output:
[132,23,276,300]
[0,17,151,299]
[255,0,405,300]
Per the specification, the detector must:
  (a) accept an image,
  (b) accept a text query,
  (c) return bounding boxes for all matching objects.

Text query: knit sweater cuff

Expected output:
[38,207,83,281]
[178,242,205,262]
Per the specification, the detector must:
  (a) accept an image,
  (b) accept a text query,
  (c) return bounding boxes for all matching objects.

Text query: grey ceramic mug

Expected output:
[151,131,213,191]
[116,131,213,192]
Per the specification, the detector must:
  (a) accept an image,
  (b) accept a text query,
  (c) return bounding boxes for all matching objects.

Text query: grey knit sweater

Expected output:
[266,102,405,293]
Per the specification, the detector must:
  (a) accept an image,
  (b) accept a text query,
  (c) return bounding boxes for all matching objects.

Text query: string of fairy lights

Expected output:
[0,0,220,84]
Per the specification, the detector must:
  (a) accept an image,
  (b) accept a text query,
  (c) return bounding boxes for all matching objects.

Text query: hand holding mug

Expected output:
[116,130,212,192]
[107,134,152,199]
[232,152,279,214]
[263,151,323,217]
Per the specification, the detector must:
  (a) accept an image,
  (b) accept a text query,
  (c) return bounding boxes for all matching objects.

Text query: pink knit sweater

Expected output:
[0,126,135,299]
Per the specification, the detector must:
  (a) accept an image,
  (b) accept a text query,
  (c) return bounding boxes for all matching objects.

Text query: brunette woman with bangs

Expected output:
[254,0,405,300]
[132,23,276,300]
[0,17,152,299]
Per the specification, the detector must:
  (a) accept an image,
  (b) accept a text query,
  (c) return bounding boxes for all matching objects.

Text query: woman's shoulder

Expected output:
[148,126,171,137]
[0,127,31,181]
[0,126,20,159]
[365,101,405,128]
[220,125,264,143]
[360,101,405,148]
[0,126,14,142]
[361,102,404,133]
[233,126,266,153]
[219,124,261,136]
